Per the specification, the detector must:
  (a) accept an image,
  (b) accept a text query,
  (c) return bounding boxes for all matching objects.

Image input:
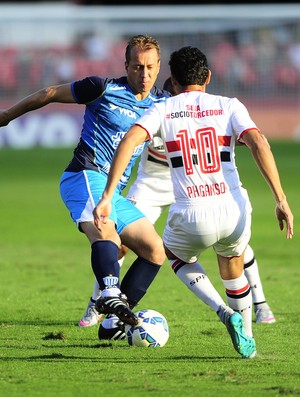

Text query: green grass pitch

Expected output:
[0,141,299,397]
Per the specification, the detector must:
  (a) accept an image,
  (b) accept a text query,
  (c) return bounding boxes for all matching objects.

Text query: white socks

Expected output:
[91,280,101,301]
[171,259,254,337]
[174,261,226,312]
[222,273,253,337]
[244,245,266,304]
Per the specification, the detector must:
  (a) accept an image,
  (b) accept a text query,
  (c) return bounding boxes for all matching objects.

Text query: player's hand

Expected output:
[93,197,112,230]
[275,200,294,239]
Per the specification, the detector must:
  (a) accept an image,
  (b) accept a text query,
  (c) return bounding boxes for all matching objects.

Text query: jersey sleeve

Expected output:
[230,98,259,142]
[71,76,107,104]
[135,103,163,140]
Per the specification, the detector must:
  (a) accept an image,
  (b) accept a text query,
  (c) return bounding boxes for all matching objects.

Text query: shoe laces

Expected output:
[105,314,124,327]
[85,306,96,318]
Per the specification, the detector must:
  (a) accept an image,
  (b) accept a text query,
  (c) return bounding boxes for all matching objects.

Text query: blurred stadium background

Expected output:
[1,2,300,147]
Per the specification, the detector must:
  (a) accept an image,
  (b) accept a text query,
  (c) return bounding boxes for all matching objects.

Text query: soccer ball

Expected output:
[127,309,169,347]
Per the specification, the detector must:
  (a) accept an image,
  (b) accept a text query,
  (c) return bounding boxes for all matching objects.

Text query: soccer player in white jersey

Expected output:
[93,46,293,358]
[79,78,277,331]
[127,78,277,325]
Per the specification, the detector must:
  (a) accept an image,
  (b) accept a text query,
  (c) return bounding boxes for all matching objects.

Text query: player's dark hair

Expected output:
[125,35,160,63]
[163,77,175,96]
[169,46,209,86]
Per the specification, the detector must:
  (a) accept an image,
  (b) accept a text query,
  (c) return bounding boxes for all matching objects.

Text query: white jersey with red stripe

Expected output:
[136,90,259,204]
[137,136,169,178]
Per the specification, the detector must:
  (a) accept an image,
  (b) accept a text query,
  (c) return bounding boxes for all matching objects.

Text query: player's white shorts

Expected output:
[126,174,174,224]
[163,187,252,262]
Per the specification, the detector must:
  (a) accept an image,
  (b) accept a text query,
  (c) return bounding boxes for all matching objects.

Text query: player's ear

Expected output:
[125,62,128,72]
[206,69,211,85]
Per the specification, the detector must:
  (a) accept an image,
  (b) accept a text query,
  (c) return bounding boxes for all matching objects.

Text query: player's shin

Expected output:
[91,240,121,292]
[222,273,253,337]
[170,259,225,311]
[121,257,161,308]
[244,245,266,304]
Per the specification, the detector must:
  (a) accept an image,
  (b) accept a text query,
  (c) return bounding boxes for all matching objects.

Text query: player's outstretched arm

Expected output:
[0,84,74,127]
[242,129,294,239]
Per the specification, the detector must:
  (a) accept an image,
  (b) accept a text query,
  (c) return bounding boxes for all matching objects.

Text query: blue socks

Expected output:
[121,257,161,308]
[91,240,120,290]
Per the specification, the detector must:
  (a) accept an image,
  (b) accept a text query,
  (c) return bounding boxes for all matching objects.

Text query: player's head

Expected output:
[125,35,161,96]
[169,46,210,92]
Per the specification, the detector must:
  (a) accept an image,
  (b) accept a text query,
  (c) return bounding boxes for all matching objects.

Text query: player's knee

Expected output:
[148,238,166,264]
[119,244,129,259]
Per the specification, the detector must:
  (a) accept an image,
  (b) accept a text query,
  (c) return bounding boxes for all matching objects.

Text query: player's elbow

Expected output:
[244,130,268,151]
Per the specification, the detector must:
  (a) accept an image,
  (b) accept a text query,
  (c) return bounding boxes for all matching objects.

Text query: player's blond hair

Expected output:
[125,35,161,63]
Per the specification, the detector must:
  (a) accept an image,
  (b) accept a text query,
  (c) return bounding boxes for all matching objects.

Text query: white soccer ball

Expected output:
[127,309,169,347]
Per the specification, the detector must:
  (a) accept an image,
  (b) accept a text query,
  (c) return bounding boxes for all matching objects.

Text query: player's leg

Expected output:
[163,226,255,356]
[78,247,127,327]
[98,198,165,339]
[117,197,166,307]
[80,220,137,326]
[165,245,255,359]
[98,182,167,334]
[60,170,137,326]
[78,279,103,327]
[162,198,255,358]
[218,253,253,336]
[169,255,226,311]
[161,200,244,318]
[217,253,256,358]
[244,245,276,323]
[215,194,254,338]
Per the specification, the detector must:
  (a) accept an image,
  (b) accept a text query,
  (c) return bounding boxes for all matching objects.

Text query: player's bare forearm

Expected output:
[0,84,74,127]
[243,131,284,202]
[93,131,140,227]
[0,89,50,126]
[243,130,294,238]
[103,126,148,200]
[103,140,136,200]
[94,126,148,226]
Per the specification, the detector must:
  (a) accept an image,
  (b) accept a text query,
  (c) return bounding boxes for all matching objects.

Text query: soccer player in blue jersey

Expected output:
[0,35,170,329]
